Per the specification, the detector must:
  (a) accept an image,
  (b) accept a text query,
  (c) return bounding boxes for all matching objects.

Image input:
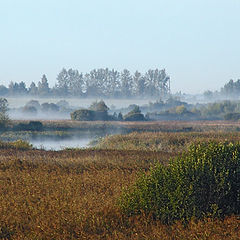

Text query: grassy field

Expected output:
[1,122,240,239]
[10,119,240,132]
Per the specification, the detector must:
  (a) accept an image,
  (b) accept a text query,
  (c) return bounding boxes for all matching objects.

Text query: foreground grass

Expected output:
[0,144,240,239]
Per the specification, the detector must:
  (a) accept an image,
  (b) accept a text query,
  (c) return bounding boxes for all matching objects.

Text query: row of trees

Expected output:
[0,68,171,98]
[204,79,240,100]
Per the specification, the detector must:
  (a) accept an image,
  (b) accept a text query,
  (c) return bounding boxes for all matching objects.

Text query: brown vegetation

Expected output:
[96,131,240,152]
[1,127,240,239]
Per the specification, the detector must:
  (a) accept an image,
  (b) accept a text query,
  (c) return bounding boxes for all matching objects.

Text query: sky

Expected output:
[0,0,240,94]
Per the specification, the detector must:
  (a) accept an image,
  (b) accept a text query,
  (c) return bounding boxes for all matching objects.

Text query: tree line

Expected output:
[204,79,240,100]
[0,68,171,98]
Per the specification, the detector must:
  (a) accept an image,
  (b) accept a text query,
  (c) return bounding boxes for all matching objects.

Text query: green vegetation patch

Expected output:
[119,141,240,224]
[0,139,33,150]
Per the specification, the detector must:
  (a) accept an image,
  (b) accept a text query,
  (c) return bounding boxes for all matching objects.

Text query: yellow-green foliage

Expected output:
[0,139,33,150]
[119,142,240,224]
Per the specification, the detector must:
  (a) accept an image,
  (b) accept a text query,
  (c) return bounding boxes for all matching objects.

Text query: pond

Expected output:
[30,137,95,150]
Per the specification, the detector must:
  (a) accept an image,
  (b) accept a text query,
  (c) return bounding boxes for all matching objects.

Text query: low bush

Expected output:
[124,112,145,121]
[123,106,145,121]
[11,139,33,150]
[119,142,240,224]
[0,139,33,150]
[41,102,59,112]
[71,109,110,121]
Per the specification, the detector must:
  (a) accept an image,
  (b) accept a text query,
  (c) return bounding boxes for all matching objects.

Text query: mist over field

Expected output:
[7,97,153,120]
[7,97,151,110]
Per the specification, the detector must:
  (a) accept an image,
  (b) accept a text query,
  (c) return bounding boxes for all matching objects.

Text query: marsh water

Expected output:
[30,137,93,150]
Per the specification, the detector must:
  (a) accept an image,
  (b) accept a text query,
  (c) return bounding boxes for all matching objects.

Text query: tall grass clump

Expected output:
[119,142,240,224]
[0,139,33,150]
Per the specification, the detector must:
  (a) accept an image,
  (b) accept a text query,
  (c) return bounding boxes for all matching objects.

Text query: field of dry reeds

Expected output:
[1,123,240,239]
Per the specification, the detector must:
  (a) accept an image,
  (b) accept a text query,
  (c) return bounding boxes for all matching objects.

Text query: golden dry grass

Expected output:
[96,131,240,152]
[1,130,240,239]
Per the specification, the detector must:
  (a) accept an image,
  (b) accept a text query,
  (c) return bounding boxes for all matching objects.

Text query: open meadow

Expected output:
[1,121,240,239]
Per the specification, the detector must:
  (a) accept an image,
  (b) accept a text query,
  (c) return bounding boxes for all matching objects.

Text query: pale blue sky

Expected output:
[0,0,239,93]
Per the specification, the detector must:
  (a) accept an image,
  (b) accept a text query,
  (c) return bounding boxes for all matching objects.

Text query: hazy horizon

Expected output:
[1,0,240,94]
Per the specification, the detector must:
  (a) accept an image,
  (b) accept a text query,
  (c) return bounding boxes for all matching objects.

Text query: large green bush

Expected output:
[123,106,145,121]
[119,142,240,224]
[71,109,109,121]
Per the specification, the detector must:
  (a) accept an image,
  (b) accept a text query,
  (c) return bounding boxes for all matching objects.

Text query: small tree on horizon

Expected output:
[0,98,10,128]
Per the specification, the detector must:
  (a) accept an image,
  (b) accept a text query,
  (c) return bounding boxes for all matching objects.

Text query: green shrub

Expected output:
[123,106,145,121]
[123,112,145,121]
[11,140,33,150]
[0,140,33,150]
[119,142,240,224]
[71,109,110,121]
[71,109,95,121]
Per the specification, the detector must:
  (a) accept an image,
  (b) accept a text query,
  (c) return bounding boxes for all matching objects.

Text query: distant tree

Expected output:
[157,69,170,98]
[85,72,97,97]
[144,69,156,96]
[18,81,28,95]
[112,112,118,120]
[7,81,27,95]
[204,90,214,100]
[0,67,171,98]
[29,82,38,95]
[107,69,120,97]
[87,69,106,97]
[68,69,84,96]
[221,79,240,97]
[133,71,145,97]
[0,85,8,96]
[56,68,69,96]
[121,69,133,98]
[38,75,50,96]
[118,112,123,121]
[0,98,10,128]
[8,81,15,95]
